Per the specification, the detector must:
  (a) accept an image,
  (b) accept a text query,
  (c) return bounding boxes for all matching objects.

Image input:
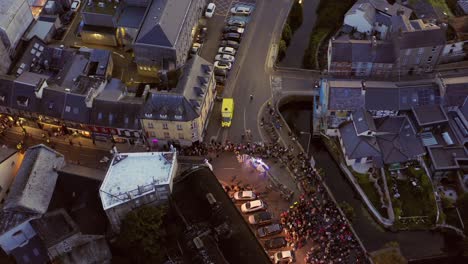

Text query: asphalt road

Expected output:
[204,0,294,144]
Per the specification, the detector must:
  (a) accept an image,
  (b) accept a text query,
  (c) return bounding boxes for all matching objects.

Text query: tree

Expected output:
[288,0,303,32]
[371,242,407,264]
[116,205,168,264]
[457,193,468,213]
[277,40,287,62]
[282,23,293,46]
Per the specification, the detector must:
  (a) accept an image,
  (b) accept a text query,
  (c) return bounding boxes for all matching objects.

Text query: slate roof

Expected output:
[135,0,192,47]
[142,55,213,121]
[427,145,468,170]
[365,82,440,110]
[0,211,38,235]
[3,144,65,215]
[117,6,146,28]
[61,93,91,124]
[352,108,376,134]
[339,121,382,160]
[446,101,468,146]
[331,39,395,64]
[412,105,448,126]
[443,77,468,106]
[39,88,66,119]
[30,209,79,248]
[11,73,47,113]
[459,0,468,14]
[346,0,412,25]
[374,116,425,164]
[0,77,14,108]
[398,27,446,49]
[328,85,365,111]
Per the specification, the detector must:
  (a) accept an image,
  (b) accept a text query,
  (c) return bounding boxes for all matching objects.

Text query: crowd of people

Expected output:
[179,140,368,263]
[281,193,367,263]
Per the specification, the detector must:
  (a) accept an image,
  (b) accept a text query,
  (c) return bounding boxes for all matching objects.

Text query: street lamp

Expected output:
[299,131,311,157]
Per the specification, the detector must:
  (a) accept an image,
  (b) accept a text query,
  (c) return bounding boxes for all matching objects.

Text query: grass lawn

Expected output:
[396,167,437,218]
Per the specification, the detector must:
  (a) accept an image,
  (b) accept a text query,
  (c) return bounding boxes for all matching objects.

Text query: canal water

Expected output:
[280,100,448,259]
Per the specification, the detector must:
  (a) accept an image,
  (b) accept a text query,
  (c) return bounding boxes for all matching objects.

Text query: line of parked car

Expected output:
[213,5,254,85]
[233,190,295,263]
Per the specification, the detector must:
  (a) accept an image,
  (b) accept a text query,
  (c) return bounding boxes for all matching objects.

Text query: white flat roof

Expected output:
[100,152,176,209]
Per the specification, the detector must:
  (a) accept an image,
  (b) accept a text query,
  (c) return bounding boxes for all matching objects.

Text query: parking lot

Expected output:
[211,151,308,263]
[195,1,256,88]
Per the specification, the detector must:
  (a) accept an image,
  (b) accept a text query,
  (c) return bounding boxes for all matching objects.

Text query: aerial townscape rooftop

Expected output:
[0,0,468,263]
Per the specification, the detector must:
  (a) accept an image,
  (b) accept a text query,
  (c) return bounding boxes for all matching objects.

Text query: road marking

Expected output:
[112,51,125,59]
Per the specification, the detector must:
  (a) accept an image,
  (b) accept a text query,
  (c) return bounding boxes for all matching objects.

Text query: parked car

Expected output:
[223,26,244,34]
[273,250,295,263]
[219,40,240,49]
[218,46,236,56]
[215,76,226,85]
[264,237,287,250]
[215,54,235,63]
[71,0,81,11]
[241,200,266,213]
[233,190,256,201]
[230,6,252,16]
[222,33,241,41]
[257,223,282,238]
[205,3,216,18]
[214,68,227,77]
[248,211,272,225]
[190,43,202,55]
[214,60,232,70]
[227,19,246,27]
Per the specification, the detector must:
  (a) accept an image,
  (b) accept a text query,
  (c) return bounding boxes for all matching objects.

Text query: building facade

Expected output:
[141,55,215,147]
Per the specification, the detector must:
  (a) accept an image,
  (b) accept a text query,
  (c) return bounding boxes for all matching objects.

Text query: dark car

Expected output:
[227,19,246,27]
[196,27,208,43]
[214,68,227,77]
[215,76,226,85]
[219,40,240,49]
[223,26,244,34]
[264,237,287,250]
[257,224,282,238]
[248,211,272,225]
[222,32,241,41]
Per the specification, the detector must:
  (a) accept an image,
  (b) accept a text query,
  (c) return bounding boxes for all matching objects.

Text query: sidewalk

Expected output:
[8,126,147,153]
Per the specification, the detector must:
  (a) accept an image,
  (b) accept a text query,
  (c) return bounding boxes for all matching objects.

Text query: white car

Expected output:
[71,0,81,11]
[230,6,252,16]
[241,200,266,213]
[214,61,232,70]
[218,46,236,56]
[215,54,235,63]
[233,190,256,201]
[205,3,216,18]
[273,250,295,263]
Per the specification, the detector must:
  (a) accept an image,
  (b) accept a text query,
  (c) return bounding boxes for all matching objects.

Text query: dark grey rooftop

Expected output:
[374,116,425,164]
[412,105,448,126]
[339,121,382,160]
[142,55,213,121]
[331,39,395,64]
[0,77,14,108]
[328,86,365,111]
[135,0,192,47]
[117,6,146,28]
[30,209,79,248]
[444,79,468,106]
[0,211,38,235]
[365,83,440,110]
[398,25,446,50]
[39,87,66,119]
[427,145,468,170]
[3,144,65,215]
[352,108,376,134]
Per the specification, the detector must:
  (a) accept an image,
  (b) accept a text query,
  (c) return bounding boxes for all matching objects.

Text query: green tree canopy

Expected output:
[117,205,168,264]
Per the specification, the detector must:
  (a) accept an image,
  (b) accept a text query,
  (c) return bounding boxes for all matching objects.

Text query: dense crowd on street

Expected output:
[179,141,368,263]
[281,193,366,263]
